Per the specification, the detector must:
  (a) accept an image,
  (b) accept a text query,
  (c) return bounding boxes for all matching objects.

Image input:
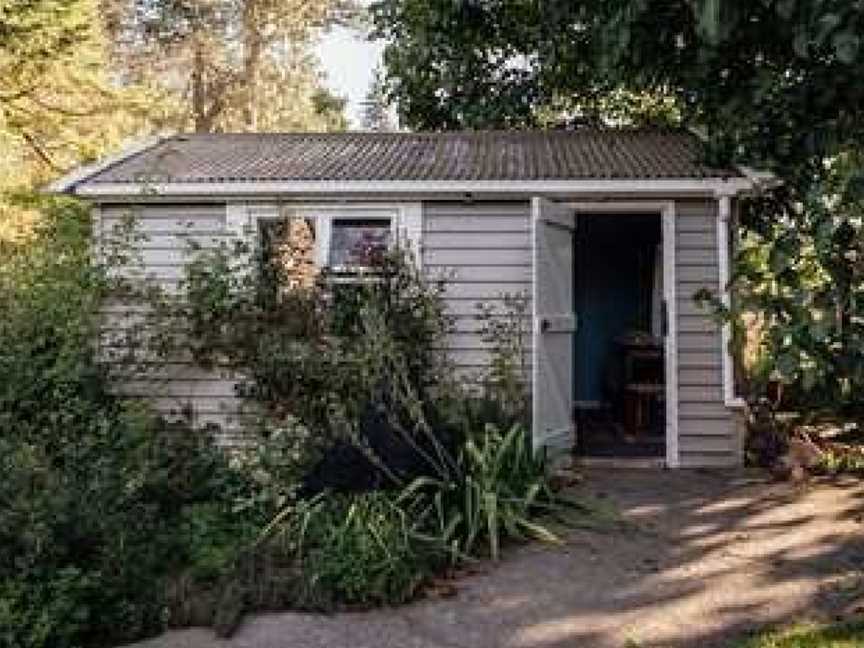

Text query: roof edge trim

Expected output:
[73,177,756,199]
[45,137,165,195]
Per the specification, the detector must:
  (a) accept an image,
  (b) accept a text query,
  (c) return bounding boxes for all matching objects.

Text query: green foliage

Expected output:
[174,227,563,611]
[263,491,438,608]
[475,291,531,427]
[177,237,455,470]
[406,423,558,563]
[255,422,559,609]
[734,619,864,648]
[0,199,266,647]
[369,0,683,129]
[815,440,864,477]
[105,0,352,133]
[372,0,864,422]
[730,154,864,414]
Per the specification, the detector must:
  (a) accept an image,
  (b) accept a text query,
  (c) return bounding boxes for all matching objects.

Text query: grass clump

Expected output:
[735,620,864,647]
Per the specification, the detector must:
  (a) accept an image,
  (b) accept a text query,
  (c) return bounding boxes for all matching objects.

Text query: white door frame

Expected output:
[564,201,679,468]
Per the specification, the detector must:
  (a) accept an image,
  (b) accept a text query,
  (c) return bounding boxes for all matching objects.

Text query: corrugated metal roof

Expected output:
[80,130,741,185]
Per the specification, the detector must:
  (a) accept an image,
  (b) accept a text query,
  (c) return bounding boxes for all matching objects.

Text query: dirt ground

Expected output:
[133,468,864,648]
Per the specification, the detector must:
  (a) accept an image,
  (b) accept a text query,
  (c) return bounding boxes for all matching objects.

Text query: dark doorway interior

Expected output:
[573,214,665,458]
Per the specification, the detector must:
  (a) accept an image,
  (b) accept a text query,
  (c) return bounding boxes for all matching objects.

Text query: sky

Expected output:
[316,23,385,129]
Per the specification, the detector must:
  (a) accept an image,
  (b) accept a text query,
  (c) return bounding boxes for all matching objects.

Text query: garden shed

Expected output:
[52,130,758,468]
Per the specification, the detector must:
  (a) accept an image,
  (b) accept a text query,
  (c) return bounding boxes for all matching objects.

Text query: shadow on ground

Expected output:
[134,469,864,648]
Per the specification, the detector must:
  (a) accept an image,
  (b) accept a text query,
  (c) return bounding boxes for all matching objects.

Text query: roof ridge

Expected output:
[167,127,692,138]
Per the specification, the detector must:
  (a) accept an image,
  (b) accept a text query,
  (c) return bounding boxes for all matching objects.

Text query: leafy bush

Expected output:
[405,423,559,562]
[176,238,455,470]
[474,291,531,426]
[0,198,265,647]
[261,491,440,608]
[733,619,864,648]
[251,422,559,610]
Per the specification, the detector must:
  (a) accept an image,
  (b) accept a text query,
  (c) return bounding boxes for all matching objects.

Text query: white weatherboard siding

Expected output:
[99,203,249,438]
[675,200,738,467]
[422,202,532,382]
[100,197,738,467]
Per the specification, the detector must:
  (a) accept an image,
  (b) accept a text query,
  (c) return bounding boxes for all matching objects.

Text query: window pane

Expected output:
[329,218,391,268]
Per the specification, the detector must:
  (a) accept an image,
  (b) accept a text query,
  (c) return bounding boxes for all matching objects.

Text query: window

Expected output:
[328,218,392,271]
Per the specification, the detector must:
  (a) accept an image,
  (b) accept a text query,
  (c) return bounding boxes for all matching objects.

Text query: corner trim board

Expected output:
[717,196,746,409]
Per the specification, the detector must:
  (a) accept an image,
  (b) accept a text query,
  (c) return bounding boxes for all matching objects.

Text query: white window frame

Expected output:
[235,202,423,275]
[320,212,397,276]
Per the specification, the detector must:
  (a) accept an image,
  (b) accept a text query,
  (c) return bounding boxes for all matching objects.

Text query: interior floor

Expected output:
[575,407,665,458]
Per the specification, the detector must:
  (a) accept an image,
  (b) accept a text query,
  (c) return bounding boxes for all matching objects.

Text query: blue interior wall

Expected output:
[573,215,660,403]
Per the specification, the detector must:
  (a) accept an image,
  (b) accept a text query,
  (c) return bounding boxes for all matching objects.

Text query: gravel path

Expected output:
[132,469,864,648]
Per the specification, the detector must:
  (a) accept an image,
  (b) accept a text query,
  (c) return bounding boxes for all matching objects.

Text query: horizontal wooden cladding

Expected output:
[426,265,531,283]
[679,435,735,453]
[104,362,240,381]
[440,331,531,350]
[443,348,531,368]
[424,247,531,266]
[423,202,532,374]
[678,284,716,303]
[675,220,714,236]
[675,199,717,218]
[679,367,723,387]
[120,234,226,249]
[424,231,529,250]
[425,216,530,234]
[677,297,717,317]
[443,281,530,300]
[677,248,718,265]
[677,231,718,248]
[146,395,246,415]
[677,264,718,283]
[678,332,721,352]
[679,418,734,437]
[101,205,225,231]
[678,315,721,334]
[111,246,217,267]
[118,379,239,398]
[423,202,528,219]
[441,300,532,318]
[677,351,722,369]
[679,402,732,420]
[678,451,738,467]
[679,384,724,403]
[449,314,531,335]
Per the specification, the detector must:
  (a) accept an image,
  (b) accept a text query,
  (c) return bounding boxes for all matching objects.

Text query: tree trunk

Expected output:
[192,37,211,133]
[242,3,263,130]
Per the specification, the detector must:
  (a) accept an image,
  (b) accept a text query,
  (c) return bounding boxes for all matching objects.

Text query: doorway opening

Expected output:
[573,213,666,458]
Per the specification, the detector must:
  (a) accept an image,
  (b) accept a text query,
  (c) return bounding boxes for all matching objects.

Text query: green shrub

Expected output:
[165,217,566,618]
[176,239,455,461]
[0,198,267,647]
[262,492,439,608]
[734,619,864,647]
[404,423,560,562]
[250,422,560,610]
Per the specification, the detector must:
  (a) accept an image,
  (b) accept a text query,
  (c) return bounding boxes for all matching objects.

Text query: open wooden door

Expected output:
[531,197,577,460]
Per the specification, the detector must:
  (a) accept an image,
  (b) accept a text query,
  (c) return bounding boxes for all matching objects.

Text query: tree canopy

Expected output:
[373,0,864,412]
[105,0,353,133]
[0,0,157,183]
